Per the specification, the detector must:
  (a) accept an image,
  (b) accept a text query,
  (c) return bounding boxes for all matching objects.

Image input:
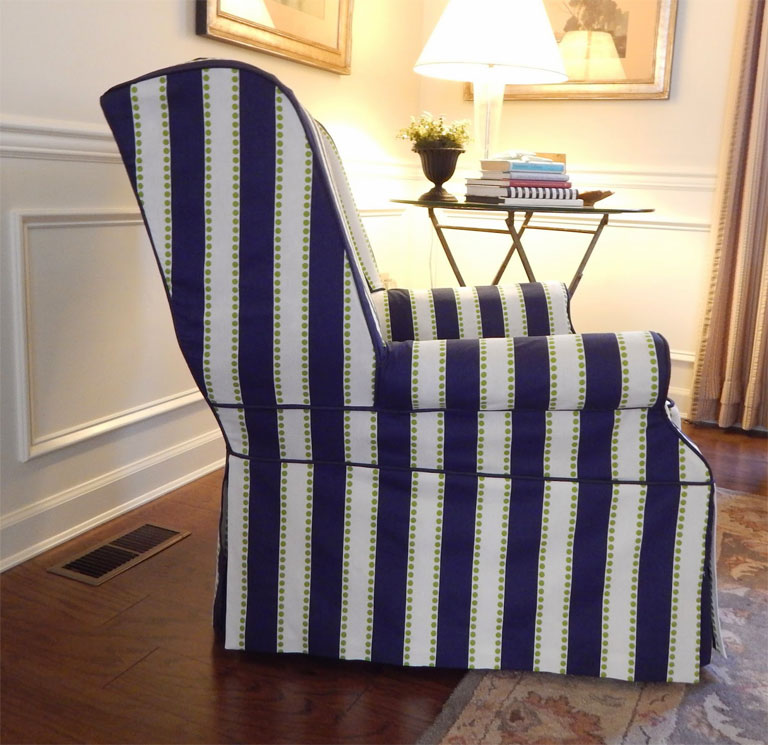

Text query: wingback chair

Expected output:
[101,60,721,683]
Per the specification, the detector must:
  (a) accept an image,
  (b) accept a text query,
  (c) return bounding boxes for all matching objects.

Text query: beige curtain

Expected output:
[690,0,768,431]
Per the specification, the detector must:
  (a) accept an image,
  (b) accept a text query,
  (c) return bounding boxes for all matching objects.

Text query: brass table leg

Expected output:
[493,211,535,284]
[428,207,466,286]
[568,213,609,295]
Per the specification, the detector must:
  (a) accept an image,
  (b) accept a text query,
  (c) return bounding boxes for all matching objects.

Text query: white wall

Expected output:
[0,0,742,568]
[0,0,423,569]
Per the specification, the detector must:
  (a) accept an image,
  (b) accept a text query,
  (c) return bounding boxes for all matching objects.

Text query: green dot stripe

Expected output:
[276,462,290,652]
[505,338,516,409]
[542,282,557,334]
[468,477,486,668]
[454,288,467,338]
[201,69,216,401]
[574,335,587,409]
[339,467,355,658]
[479,340,489,410]
[313,122,383,290]
[471,287,483,338]
[158,77,173,292]
[547,337,558,408]
[402,472,445,666]
[236,458,250,648]
[366,469,380,658]
[300,139,312,408]
[498,284,528,337]
[375,289,393,343]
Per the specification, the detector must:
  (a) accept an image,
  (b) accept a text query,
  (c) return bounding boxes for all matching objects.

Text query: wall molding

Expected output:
[0,429,224,571]
[1,116,717,196]
[8,208,206,462]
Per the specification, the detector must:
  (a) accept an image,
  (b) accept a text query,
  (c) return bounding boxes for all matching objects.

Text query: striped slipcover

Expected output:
[101,60,721,683]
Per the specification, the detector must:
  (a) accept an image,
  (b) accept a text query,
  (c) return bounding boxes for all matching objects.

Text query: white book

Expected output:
[466,197,585,208]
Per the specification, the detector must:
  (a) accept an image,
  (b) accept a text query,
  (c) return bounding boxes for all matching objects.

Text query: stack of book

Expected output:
[465,152,583,207]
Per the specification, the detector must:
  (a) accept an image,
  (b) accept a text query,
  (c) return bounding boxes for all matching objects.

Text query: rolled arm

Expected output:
[376,330,669,412]
[370,281,572,342]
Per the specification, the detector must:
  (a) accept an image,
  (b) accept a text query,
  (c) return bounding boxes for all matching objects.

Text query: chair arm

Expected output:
[370,281,572,342]
[376,331,669,412]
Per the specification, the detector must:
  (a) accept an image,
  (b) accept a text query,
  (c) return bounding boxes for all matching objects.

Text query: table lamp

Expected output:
[414,0,567,159]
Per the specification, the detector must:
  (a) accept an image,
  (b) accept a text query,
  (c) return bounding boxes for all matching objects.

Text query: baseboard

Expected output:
[0,430,225,571]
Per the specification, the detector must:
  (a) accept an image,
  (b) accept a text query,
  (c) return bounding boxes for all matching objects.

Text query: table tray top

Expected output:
[392,199,654,215]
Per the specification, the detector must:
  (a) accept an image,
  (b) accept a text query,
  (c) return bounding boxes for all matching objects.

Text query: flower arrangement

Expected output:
[397,112,470,151]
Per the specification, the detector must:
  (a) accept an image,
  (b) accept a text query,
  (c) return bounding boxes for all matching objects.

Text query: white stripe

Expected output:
[498,284,527,336]
[476,411,511,473]
[544,281,571,333]
[479,338,515,410]
[455,287,482,338]
[403,471,444,666]
[410,411,444,470]
[279,408,313,460]
[549,335,582,409]
[224,456,249,648]
[411,341,446,409]
[205,68,241,404]
[613,409,646,481]
[468,476,509,667]
[534,481,578,673]
[132,78,171,288]
[276,462,313,653]
[339,466,378,660]
[273,90,311,405]
[370,290,391,342]
[345,410,377,464]
[217,408,248,455]
[411,289,436,340]
[344,259,376,406]
[601,483,646,680]
[667,484,703,681]
[619,331,658,408]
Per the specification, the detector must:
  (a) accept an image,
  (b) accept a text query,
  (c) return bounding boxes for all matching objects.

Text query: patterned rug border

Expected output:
[418,670,486,744]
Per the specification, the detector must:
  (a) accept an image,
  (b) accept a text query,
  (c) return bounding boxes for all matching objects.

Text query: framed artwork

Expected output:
[196,0,354,74]
[465,0,678,100]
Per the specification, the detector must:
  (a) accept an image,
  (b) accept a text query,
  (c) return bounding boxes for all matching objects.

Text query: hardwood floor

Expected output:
[1,424,765,744]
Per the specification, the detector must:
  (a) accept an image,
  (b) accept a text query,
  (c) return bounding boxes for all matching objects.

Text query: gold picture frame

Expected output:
[197,0,354,75]
[465,0,677,100]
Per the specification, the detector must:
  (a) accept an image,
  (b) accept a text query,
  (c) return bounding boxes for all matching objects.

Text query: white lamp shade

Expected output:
[559,30,626,81]
[414,0,567,84]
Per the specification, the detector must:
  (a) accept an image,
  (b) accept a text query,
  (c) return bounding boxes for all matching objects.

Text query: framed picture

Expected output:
[196,0,354,75]
[465,0,677,100]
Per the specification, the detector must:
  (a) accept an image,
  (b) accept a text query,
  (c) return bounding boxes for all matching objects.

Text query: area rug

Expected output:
[418,489,767,745]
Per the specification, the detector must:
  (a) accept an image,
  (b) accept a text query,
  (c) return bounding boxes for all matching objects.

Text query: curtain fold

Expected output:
[691,0,768,430]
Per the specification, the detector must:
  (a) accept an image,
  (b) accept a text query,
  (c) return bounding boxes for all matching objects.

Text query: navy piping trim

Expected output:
[223,453,714,487]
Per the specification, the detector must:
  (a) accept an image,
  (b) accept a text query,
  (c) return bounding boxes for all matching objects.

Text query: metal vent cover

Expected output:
[48,524,189,585]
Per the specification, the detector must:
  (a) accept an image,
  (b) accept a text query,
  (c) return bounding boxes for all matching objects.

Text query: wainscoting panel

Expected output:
[10,209,200,461]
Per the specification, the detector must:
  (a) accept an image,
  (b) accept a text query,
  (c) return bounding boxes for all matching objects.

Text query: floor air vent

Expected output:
[48,524,190,586]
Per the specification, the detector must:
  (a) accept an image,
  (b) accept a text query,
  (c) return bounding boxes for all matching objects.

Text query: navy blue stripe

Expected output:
[238,71,277,408]
[432,288,460,338]
[510,410,547,479]
[387,290,415,341]
[435,473,476,667]
[100,88,137,192]
[446,340,480,410]
[244,409,279,461]
[520,283,551,335]
[699,494,715,666]
[376,411,411,470]
[476,286,505,337]
[376,341,413,410]
[583,334,621,410]
[443,411,478,474]
[371,467,412,664]
[566,480,612,677]
[244,458,282,650]
[513,338,550,410]
[634,411,682,678]
[308,463,346,657]
[576,410,614,481]
[166,69,207,392]
[308,168,345,409]
[500,479,544,670]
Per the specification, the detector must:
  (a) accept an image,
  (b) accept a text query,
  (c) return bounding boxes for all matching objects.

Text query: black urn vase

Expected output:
[415,147,464,201]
